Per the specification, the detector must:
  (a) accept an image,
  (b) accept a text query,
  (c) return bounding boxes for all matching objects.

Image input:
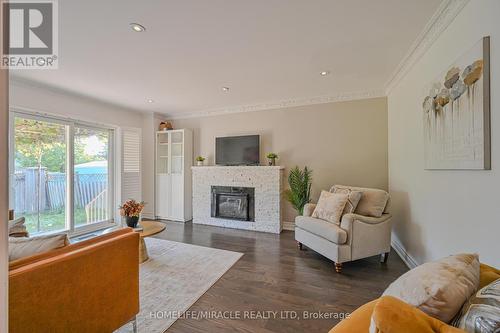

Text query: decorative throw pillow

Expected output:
[382,253,480,323]
[8,217,27,236]
[369,296,466,333]
[311,191,348,225]
[9,233,69,261]
[332,185,389,217]
[331,187,363,215]
[452,278,500,333]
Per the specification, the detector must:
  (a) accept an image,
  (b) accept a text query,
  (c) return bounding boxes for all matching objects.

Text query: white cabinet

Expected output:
[155,129,193,221]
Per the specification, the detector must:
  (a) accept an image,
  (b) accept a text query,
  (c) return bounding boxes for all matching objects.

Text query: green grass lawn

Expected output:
[23,208,103,234]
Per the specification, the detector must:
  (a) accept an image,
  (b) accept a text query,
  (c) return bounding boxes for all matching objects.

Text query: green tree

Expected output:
[15,120,109,172]
[15,118,66,172]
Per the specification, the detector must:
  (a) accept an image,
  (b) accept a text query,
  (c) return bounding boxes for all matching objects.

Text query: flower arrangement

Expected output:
[119,199,145,217]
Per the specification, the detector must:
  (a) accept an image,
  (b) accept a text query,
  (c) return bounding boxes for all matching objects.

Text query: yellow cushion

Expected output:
[329,300,377,332]
[371,296,465,333]
[479,263,500,288]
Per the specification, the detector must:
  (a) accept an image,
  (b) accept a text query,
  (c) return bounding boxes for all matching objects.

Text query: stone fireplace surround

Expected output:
[192,166,284,234]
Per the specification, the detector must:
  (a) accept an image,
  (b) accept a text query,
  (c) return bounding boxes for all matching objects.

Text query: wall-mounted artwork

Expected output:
[423,37,490,170]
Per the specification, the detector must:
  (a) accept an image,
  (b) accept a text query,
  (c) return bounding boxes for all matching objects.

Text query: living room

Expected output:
[1,1,499,332]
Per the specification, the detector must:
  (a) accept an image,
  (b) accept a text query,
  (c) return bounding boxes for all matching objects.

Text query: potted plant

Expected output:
[266,152,278,166]
[196,156,205,166]
[119,199,145,228]
[284,166,312,215]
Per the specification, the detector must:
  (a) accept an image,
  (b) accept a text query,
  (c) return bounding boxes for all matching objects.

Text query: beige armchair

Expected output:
[295,185,392,273]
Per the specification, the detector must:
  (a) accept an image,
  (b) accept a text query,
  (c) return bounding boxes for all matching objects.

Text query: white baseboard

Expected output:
[391,235,419,269]
[282,221,295,231]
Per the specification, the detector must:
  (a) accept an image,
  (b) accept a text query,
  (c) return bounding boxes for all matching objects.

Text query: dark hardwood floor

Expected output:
[151,220,408,333]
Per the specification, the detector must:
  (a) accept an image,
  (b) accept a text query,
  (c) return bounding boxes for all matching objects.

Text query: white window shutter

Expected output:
[122,128,142,202]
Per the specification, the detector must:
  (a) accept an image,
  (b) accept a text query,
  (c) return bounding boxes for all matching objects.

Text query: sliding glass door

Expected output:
[10,113,115,235]
[74,126,112,226]
[12,116,69,234]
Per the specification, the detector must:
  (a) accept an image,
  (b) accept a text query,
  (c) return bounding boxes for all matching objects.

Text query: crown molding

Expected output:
[165,89,386,119]
[384,0,470,94]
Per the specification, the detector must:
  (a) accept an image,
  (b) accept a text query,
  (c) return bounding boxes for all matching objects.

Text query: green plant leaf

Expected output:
[285,166,312,215]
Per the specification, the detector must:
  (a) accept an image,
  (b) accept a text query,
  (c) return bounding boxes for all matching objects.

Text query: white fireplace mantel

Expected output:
[191,166,284,233]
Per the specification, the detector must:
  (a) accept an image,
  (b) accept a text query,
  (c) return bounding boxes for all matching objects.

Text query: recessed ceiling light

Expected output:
[147,99,154,103]
[222,87,230,92]
[320,71,330,76]
[130,23,146,32]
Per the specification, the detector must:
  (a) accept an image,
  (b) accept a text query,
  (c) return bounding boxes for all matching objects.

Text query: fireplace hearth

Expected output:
[211,186,255,221]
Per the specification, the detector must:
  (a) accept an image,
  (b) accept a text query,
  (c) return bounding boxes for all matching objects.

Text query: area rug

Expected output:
[116,238,243,333]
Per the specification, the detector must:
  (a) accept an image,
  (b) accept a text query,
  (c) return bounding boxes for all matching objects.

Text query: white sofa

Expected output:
[295,185,392,273]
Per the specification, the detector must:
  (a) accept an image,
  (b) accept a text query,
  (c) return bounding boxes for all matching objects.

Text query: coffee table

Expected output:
[135,220,166,263]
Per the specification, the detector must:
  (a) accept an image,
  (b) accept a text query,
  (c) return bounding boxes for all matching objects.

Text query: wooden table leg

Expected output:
[139,237,149,263]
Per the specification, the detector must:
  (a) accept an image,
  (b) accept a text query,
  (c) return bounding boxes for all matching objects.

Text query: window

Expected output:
[10,112,115,235]
[74,125,112,227]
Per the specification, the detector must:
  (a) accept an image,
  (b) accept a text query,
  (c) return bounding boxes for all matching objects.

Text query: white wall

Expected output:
[388,0,500,267]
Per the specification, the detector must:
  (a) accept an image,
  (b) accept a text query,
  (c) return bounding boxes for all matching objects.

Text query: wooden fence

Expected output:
[14,168,108,217]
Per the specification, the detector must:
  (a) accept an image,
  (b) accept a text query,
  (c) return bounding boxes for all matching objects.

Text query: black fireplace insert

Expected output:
[211,186,255,221]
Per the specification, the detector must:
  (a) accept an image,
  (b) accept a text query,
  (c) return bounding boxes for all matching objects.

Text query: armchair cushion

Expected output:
[8,217,28,237]
[312,191,349,225]
[303,203,317,217]
[331,187,363,215]
[295,216,347,244]
[332,185,389,217]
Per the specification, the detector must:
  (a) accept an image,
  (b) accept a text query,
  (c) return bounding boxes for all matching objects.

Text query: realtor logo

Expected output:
[2,0,58,69]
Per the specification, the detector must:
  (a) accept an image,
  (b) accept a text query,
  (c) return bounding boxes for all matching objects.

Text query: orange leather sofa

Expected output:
[329,263,500,333]
[9,228,140,333]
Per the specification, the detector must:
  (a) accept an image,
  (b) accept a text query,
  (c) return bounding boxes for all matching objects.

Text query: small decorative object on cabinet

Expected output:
[159,121,173,131]
[266,152,278,166]
[119,199,145,228]
[195,156,205,166]
[156,129,193,222]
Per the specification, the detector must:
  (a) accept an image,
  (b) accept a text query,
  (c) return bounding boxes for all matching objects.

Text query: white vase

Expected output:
[196,161,203,166]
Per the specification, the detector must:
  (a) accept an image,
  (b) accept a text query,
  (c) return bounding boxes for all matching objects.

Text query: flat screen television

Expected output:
[216,135,260,166]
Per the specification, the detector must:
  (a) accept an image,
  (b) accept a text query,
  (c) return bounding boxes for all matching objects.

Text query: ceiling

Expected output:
[11,0,443,117]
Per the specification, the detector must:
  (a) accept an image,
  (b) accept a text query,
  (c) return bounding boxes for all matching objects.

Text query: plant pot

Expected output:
[196,161,204,166]
[268,158,276,166]
[125,216,139,228]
